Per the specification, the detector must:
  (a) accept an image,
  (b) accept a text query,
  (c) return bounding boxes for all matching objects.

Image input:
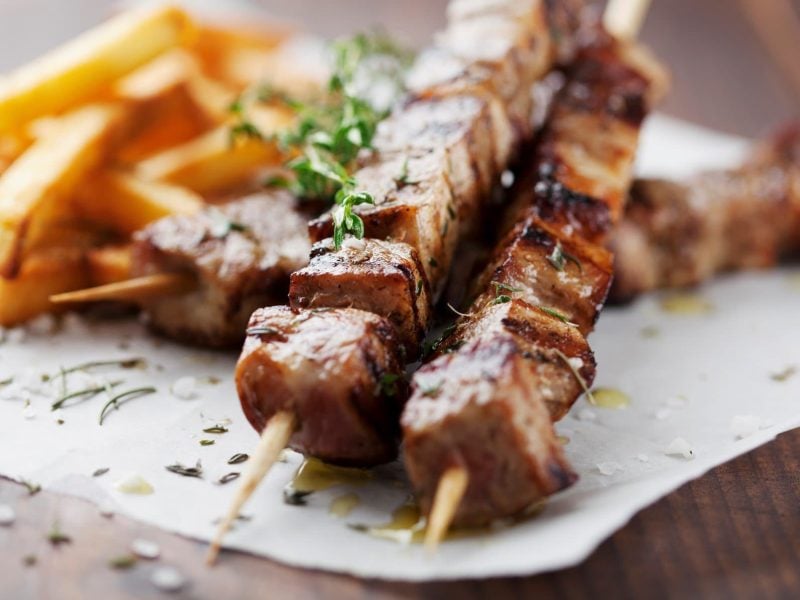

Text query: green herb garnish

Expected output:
[228,453,249,465]
[771,366,797,382]
[98,387,156,425]
[283,486,313,506]
[379,373,401,398]
[200,439,215,447]
[109,555,137,570]
[51,380,123,411]
[218,472,240,485]
[92,468,109,477]
[420,381,444,398]
[233,32,412,249]
[546,242,582,272]
[203,425,229,434]
[20,479,41,495]
[492,295,512,305]
[539,306,577,327]
[165,460,203,478]
[46,521,71,547]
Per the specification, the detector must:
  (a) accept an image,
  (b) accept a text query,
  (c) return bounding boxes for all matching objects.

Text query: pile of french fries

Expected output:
[0,4,319,326]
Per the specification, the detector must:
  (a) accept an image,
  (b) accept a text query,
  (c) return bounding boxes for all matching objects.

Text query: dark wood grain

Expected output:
[2,0,800,598]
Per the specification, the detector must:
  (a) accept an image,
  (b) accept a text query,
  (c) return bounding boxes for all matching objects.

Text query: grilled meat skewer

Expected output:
[213,0,588,564]
[53,192,311,348]
[235,0,586,466]
[610,124,800,302]
[402,28,668,532]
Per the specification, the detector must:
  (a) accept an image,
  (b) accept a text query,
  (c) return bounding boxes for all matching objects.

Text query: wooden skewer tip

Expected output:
[206,410,297,566]
[49,273,195,304]
[424,466,469,553]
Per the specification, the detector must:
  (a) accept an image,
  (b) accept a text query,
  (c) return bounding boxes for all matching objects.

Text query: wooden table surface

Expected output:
[2,1,800,598]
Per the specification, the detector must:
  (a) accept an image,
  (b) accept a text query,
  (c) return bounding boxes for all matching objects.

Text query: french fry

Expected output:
[0,103,125,278]
[113,50,218,163]
[0,5,195,133]
[0,248,90,327]
[87,245,133,286]
[135,105,292,193]
[192,22,290,85]
[73,170,203,235]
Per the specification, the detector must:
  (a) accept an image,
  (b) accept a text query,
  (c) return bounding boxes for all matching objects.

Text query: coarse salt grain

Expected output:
[636,453,649,463]
[170,376,197,400]
[597,461,623,476]
[151,566,185,592]
[575,408,596,422]
[114,474,154,495]
[26,314,56,335]
[0,504,15,526]
[22,405,36,420]
[654,408,672,420]
[730,415,761,439]
[131,538,160,559]
[665,437,694,459]
[341,237,366,251]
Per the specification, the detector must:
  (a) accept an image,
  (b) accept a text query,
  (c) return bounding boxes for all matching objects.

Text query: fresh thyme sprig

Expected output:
[230,32,412,249]
[98,387,156,425]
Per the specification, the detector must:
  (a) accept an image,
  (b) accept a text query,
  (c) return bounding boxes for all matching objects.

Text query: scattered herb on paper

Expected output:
[165,461,203,479]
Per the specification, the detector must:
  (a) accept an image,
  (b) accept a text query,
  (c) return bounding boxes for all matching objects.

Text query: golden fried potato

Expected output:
[0,5,196,133]
[0,248,90,327]
[73,170,203,235]
[87,244,133,286]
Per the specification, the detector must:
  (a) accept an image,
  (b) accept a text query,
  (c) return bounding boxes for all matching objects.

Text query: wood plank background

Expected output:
[1,0,799,598]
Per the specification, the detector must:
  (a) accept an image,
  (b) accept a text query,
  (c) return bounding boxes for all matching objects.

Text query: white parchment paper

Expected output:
[1,115,798,580]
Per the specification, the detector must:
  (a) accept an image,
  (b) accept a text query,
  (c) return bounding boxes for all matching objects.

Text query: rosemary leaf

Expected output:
[227,453,249,465]
[165,460,203,479]
[98,387,157,426]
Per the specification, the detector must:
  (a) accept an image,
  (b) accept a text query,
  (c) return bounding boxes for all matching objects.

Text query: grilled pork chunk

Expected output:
[237,306,406,466]
[289,238,431,358]
[132,192,310,347]
[610,125,800,302]
[402,31,667,526]
[236,0,586,466]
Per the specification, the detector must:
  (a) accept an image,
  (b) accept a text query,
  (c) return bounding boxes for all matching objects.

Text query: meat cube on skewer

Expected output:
[131,191,310,347]
[610,125,800,302]
[289,238,431,358]
[237,306,406,466]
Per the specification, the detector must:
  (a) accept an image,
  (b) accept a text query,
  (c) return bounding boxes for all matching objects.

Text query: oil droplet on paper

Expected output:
[659,293,714,315]
[589,388,631,409]
[557,435,571,445]
[291,457,371,493]
[329,493,360,518]
[354,503,425,545]
[788,273,800,290]
[114,474,154,495]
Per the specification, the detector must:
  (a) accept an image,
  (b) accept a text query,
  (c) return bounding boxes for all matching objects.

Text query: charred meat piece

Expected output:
[289,238,431,358]
[402,333,577,526]
[470,213,613,335]
[610,126,800,302]
[309,149,459,296]
[371,95,495,232]
[439,299,597,420]
[131,192,310,347]
[237,306,407,466]
[402,33,666,527]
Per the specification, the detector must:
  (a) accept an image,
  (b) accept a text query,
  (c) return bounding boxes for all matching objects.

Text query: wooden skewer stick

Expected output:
[49,273,196,304]
[603,0,653,41]
[422,0,653,552]
[424,466,469,552]
[206,411,297,565]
